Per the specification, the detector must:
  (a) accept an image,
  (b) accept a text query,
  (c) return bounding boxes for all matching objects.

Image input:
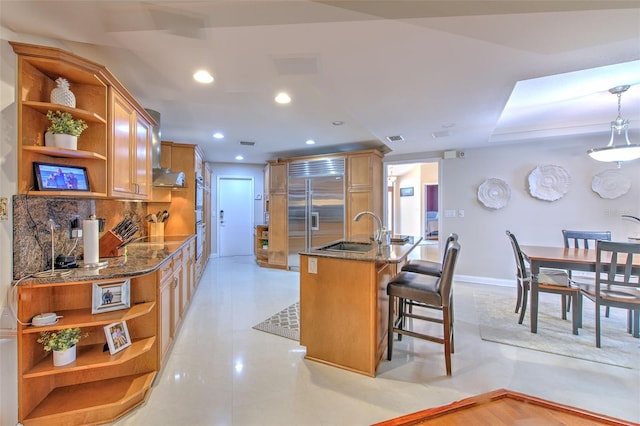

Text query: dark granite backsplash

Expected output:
[12,195,148,279]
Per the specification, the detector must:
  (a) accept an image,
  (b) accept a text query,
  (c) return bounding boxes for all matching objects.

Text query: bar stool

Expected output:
[401,233,458,277]
[387,241,460,376]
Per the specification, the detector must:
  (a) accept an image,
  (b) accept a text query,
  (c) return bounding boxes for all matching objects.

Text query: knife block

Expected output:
[99,230,125,257]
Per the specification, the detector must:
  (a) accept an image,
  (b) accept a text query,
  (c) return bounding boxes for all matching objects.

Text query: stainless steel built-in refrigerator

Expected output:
[288,158,345,269]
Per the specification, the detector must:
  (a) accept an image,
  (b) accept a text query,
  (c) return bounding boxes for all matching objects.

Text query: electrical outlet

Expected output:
[0,305,16,331]
[69,216,82,238]
[0,197,7,221]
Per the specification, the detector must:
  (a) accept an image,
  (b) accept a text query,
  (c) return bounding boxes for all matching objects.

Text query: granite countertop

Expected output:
[300,235,422,263]
[18,235,195,285]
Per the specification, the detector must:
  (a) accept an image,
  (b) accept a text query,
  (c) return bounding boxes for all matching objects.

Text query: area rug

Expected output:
[252,302,300,341]
[474,291,638,369]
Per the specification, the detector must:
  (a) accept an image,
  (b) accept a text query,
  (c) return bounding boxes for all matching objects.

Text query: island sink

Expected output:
[318,241,373,253]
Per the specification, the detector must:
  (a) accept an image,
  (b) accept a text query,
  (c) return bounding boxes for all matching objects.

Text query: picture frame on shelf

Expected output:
[104,321,131,355]
[92,279,130,314]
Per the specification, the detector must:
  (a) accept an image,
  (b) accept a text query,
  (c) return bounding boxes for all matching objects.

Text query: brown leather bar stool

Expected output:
[401,233,458,277]
[387,241,460,376]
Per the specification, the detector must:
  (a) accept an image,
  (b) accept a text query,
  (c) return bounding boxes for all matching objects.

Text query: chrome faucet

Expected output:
[353,211,383,244]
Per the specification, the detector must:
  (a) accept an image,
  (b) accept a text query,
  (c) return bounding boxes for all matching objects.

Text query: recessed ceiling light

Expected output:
[332,120,344,126]
[305,139,315,145]
[235,155,244,161]
[275,92,291,104]
[193,70,214,83]
[213,132,224,139]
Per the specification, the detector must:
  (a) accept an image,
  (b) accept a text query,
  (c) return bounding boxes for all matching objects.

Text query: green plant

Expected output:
[37,327,87,352]
[46,110,88,136]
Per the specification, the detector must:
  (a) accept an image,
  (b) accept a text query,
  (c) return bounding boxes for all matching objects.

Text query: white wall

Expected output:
[208,162,265,256]
[438,137,640,284]
[0,29,69,426]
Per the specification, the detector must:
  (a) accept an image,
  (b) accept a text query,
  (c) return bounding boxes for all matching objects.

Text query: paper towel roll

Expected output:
[83,219,99,265]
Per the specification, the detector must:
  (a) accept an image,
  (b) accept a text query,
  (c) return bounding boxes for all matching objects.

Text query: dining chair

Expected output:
[387,241,460,376]
[576,240,640,347]
[561,230,612,315]
[506,231,582,334]
[401,233,458,277]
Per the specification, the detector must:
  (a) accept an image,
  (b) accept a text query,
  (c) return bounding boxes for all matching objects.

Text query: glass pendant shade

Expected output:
[587,125,640,162]
[588,85,640,163]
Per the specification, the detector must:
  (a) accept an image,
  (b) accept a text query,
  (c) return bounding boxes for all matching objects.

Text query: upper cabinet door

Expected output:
[110,90,135,197]
[135,115,151,198]
[109,89,151,200]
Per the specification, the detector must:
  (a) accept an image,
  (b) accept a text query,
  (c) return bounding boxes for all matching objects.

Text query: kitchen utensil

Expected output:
[146,213,157,223]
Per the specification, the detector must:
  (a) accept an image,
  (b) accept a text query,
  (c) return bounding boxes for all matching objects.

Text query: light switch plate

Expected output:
[308,257,317,274]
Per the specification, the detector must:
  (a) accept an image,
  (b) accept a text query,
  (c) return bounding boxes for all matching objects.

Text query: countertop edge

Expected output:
[16,234,196,285]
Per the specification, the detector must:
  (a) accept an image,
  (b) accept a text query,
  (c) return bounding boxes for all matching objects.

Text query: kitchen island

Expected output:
[299,236,422,377]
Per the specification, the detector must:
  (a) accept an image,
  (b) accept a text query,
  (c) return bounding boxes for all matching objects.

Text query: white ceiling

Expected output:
[1,1,639,164]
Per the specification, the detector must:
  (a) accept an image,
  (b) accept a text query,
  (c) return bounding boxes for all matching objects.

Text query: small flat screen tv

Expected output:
[33,162,91,191]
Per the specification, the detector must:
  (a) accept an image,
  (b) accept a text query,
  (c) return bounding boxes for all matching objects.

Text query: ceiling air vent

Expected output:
[240,141,255,146]
[385,135,404,143]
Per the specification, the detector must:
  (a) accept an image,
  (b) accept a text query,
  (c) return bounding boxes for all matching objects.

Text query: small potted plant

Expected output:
[37,327,88,366]
[261,239,269,250]
[45,110,88,150]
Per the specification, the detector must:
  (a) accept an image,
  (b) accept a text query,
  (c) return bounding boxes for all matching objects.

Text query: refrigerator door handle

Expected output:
[310,212,319,231]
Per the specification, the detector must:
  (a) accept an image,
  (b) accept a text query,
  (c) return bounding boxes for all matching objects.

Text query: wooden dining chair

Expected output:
[576,240,640,347]
[561,230,612,315]
[506,231,581,334]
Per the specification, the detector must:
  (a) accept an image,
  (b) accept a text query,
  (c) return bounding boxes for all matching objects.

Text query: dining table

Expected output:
[519,244,640,334]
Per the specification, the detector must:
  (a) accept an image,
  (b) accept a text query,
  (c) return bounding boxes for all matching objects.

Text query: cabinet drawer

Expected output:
[157,259,174,283]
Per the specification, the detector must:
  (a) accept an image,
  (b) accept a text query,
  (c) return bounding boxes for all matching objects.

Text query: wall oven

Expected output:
[196,173,204,210]
[195,173,205,259]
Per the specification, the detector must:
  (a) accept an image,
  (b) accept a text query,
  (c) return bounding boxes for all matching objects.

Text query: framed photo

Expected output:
[33,161,91,191]
[104,321,131,354]
[400,187,414,197]
[92,279,131,314]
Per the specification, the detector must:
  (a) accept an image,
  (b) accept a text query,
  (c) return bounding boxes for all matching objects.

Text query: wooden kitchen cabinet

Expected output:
[108,88,152,199]
[255,225,269,266]
[267,193,288,267]
[300,255,392,377]
[11,41,155,201]
[16,274,158,425]
[268,161,288,194]
[346,151,383,239]
[10,41,109,197]
[171,248,184,337]
[157,258,174,363]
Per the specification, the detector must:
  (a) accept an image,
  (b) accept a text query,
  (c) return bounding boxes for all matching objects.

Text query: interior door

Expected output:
[218,177,253,256]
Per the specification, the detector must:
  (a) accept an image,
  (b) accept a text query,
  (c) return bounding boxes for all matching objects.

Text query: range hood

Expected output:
[146,109,186,188]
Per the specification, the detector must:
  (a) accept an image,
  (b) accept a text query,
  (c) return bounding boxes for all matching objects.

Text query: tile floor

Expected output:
[116,255,640,426]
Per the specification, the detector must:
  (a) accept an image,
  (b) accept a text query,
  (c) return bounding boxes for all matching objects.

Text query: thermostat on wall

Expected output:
[32,312,58,326]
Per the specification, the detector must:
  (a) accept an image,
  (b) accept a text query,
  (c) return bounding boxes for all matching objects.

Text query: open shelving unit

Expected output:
[255,225,269,266]
[11,41,110,198]
[17,274,158,426]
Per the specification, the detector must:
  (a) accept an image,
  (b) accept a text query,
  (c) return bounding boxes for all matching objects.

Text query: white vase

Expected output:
[53,345,76,366]
[45,132,77,150]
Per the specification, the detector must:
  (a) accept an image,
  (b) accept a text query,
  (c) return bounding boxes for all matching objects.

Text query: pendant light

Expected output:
[587,85,640,163]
